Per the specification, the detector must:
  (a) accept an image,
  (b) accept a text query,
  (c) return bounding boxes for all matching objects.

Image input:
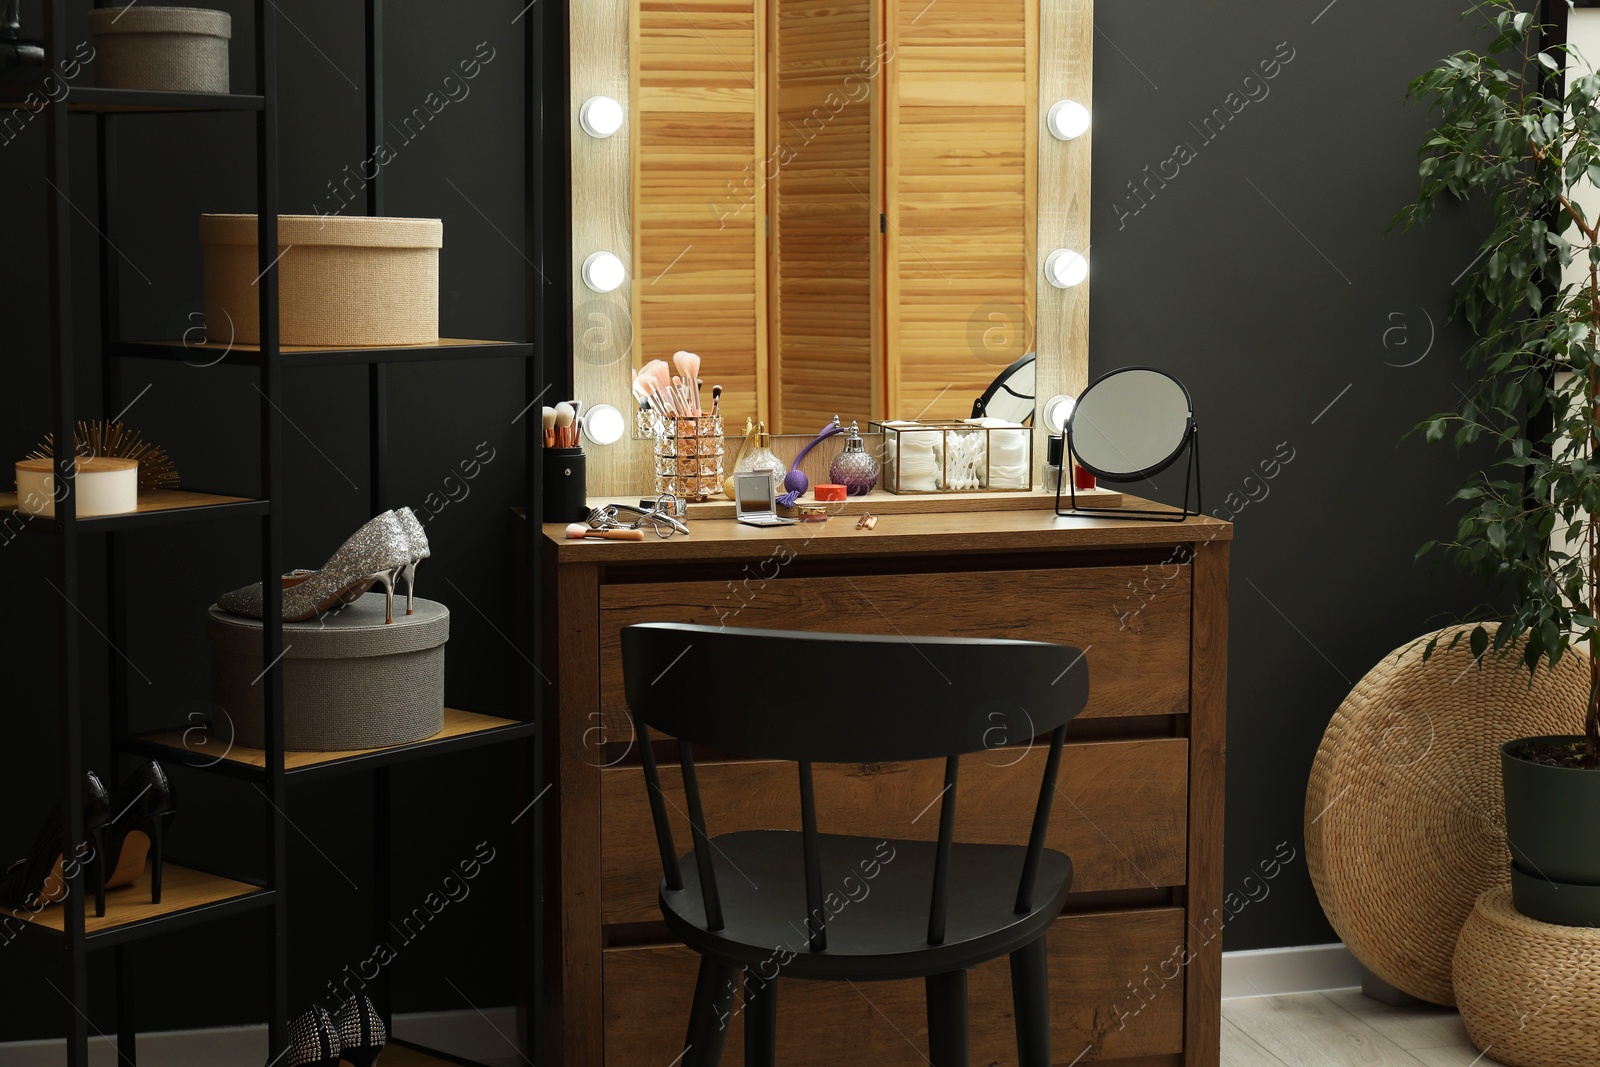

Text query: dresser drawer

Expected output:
[600,737,1189,925]
[602,908,1187,1065]
[595,564,1191,745]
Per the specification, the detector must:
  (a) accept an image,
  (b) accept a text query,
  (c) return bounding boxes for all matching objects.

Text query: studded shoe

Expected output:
[217,511,413,625]
[332,994,388,1066]
[281,1006,341,1067]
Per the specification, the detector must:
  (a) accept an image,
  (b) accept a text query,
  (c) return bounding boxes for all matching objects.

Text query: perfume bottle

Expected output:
[829,421,879,496]
[722,416,755,499]
[734,420,786,490]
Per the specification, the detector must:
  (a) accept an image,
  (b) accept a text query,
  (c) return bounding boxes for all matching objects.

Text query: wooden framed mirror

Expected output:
[570,0,1090,496]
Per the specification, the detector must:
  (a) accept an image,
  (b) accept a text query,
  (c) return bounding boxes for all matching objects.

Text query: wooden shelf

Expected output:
[130,708,535,782]
[112,337,535,368]
[0,84,265,113]
[0,489,267,532]
[17,864,271,947]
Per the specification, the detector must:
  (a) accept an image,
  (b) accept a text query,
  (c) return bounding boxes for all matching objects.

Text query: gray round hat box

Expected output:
[90,6,232,94]
[208,593,449,752]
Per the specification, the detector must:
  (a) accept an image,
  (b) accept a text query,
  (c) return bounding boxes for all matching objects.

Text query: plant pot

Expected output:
[1502,735,1600,924]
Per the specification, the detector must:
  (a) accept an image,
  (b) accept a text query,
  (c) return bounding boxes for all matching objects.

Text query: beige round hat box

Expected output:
[89,6,232,94]
[200,214,443,348]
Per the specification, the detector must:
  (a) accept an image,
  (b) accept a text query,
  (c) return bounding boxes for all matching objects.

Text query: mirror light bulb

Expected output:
[1042,394,1077,435]
[1047,100,1091,141]
[582,251,627,293]
[583,403,627,446]
[579,95,624,138]
[1045,249,1088,289]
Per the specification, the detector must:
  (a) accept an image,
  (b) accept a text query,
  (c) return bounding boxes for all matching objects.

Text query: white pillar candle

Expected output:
[15,457,140,518]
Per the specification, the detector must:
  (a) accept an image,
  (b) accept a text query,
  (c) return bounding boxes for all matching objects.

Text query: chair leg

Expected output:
[683,956,740,1067]
[744,970,778,1067]
[1010,935,1052,1067]
[925,970,969,1067]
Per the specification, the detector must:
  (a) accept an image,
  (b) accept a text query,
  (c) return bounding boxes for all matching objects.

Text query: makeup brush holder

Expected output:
[543,447,588,523]
[651,413,724,501]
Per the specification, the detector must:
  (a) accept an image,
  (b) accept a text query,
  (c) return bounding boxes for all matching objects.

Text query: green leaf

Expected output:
[1471,625,1489,660]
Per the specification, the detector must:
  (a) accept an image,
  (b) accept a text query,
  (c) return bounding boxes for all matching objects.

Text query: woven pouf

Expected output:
[1305,624,1588,1005]
[1454,887,1600,1065]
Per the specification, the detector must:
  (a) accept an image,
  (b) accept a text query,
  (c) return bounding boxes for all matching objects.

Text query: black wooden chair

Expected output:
[620,622,1090,1067]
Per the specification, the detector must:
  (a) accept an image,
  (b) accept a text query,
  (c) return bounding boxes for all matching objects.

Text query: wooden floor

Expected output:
[1224,990,1504,1066]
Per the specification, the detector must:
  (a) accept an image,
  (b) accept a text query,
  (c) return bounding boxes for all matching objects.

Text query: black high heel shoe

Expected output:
[282,1006,341,1067]
[0,772,112,915]
[103,761,176,905]
[333,995,387,1066]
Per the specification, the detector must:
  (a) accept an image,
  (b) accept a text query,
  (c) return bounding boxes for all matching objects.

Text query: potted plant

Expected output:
[1399,0,1600,926]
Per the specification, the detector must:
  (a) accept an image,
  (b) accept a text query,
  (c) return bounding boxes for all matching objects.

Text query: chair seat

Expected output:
[659,831,1073,982]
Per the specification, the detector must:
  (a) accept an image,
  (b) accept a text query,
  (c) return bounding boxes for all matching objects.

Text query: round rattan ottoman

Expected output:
[1454,887,1600,1065]
[1305,624,1588,1005]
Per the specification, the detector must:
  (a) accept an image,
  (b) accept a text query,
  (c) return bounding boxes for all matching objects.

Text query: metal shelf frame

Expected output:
[22,0,558,1062]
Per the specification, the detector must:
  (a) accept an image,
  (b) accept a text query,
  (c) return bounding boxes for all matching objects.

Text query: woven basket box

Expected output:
[90,6,231,94]
[201,214,443,347]
[207,592,448,752]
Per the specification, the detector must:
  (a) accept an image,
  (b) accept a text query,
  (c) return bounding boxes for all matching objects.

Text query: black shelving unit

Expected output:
[9,1,553,1062]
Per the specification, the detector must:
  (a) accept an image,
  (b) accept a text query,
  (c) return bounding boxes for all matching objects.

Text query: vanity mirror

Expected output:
[571,0,1091,496]
[1057,367,1202,521]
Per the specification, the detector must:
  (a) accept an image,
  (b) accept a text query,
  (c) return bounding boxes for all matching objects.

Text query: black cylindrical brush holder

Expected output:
[543,447,588,523]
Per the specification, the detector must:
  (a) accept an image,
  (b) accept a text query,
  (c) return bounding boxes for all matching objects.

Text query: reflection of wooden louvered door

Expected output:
[883,0,1037,422]
[632,0,767,425]
[767,0,878,434]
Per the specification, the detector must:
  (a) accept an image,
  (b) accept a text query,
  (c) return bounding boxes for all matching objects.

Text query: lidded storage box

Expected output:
[89,6,231,94]
[201,214,443,347]
[208,592,449,752]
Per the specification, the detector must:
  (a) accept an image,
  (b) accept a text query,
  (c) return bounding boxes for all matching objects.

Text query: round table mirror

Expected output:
[970,353,1036,423]
[1067,367,1192,479]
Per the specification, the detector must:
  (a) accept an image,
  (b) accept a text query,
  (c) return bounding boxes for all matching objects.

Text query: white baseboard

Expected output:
[1222,943,1363,999]
[0,1006,523,1067]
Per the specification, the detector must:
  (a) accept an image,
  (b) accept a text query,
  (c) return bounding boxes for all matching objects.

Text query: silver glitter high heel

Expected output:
[393,506,431,616]
[217,512,413,625]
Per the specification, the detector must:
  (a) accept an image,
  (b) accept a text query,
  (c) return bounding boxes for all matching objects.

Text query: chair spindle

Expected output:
[636,715,683,891]
[1016,724,1067,914]
[678,740,725,931]
[927,755,960,945]
[798,760,827,953]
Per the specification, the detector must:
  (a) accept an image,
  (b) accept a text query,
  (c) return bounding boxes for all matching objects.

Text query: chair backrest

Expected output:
[621,622,1089,948]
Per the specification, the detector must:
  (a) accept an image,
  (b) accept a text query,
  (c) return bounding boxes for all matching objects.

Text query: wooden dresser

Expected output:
[540,507,1230,1067]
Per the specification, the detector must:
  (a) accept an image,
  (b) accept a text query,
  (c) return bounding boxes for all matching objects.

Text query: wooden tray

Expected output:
[589,486,1125,520]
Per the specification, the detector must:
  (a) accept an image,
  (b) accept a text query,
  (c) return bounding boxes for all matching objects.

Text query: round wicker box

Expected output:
[207,592,448,752]
[1305,623,1589,1005]
[90,6,231,94]
[1454,887,1600,1066]
[200,214,442,347]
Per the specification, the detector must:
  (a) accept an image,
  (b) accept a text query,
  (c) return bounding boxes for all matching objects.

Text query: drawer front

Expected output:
[597,565,1191,744]
[601,737,1188,925]
[602,909,1187,1065]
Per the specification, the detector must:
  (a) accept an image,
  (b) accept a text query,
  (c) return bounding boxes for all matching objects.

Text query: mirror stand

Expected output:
[1054,428,1203,523]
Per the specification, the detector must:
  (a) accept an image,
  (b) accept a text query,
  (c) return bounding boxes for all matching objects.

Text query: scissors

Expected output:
[586,493,691,539]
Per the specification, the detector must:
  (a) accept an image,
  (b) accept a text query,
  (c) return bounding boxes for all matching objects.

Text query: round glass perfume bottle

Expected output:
[734,420,786,489]
[829,421,879,495]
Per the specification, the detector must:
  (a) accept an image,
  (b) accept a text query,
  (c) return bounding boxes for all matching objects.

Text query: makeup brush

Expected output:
[542,406,557,448]
[554,402,575,448]
[696,378,705,416]
[673,350,702,414]
[712,384,722,416]
[672,375,692,416]
[566,523,646,542]
[570,400,584,446]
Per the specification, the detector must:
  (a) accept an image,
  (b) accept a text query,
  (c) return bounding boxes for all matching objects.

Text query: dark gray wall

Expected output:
[1092,0,1493,950]
[0,0,1502,1045]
